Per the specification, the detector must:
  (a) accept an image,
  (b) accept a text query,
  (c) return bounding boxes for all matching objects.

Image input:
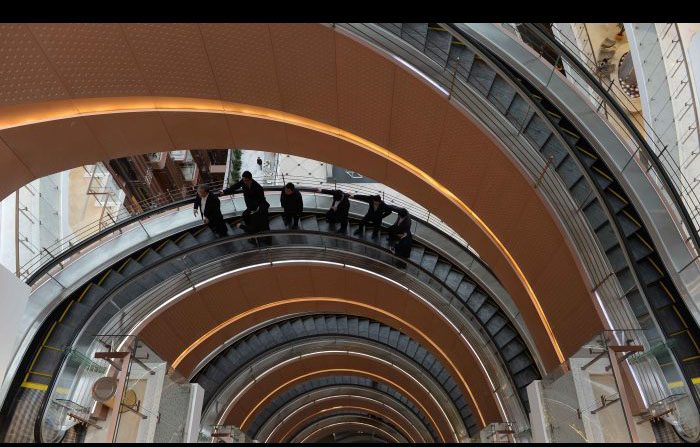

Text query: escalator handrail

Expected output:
[25,184,471,286]
[514,22,700,257]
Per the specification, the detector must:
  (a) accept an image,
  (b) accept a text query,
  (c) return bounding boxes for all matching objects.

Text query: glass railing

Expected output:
[502,23,700,261]
[21,173,475,285]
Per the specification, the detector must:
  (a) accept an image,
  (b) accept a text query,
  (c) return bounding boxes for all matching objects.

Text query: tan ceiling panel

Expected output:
[28,24,150,97]
[471,160,531,242]
[0,24,69,106]
[389,69,448,177]
[334,32,395,148]
[435,108,494,206]
[0,118,107,178]
[158,111,233,149]
[121,23,220,99]
[139,317,189,361]
[273,266,316,298]
[268,24,338,126]
[199,24,282,110]
[225,115,288,152]
[82,111,174,157]
[0,137,33,196]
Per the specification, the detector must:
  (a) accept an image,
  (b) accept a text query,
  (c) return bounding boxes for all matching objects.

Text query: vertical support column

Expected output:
[184,383,204,443]
[607,346,641,443]
[526,380,550,443]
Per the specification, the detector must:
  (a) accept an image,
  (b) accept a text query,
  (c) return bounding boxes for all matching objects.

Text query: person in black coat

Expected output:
[386,207,412,242]
[193,184,228,237]
[352,194,393,239]
[280,182,303,229]
[222,171,270,234]
[318,188,350,233]
[388,208,412,267]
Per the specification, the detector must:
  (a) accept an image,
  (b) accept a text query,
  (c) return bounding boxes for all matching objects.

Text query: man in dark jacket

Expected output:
[318,188,350,234]
[280,182,303,229]
[193,184,228,237]
[386,207,411,241]
[388,208,412,267]
[222,171,270,234]
[351,194,393,239]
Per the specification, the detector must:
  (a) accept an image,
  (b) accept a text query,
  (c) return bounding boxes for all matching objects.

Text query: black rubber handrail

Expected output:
[26,187,481,286]
[517,23,700,256]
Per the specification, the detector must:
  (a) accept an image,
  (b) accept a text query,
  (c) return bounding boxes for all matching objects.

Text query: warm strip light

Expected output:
[299,421,400,443]
[0,96,563,364]
[265,395,424,443]
[276,404,417,443]
[172,295,484,427]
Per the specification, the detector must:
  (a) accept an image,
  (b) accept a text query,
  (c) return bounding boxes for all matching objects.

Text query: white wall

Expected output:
[0,265,30,386]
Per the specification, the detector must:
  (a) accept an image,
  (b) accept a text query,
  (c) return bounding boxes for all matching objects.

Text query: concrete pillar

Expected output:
[185,383,204,443]
[526,380,550,443]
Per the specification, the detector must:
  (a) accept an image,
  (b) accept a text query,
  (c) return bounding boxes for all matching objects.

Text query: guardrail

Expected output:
[22,175,473,285]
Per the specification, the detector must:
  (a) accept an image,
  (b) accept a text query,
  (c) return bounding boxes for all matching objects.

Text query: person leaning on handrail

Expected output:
[351,194,393,239]
[280,182,303,229]
[193,184,228,237]
[388,207,412,267]
[317,187,350,234]
[223,170,270,234]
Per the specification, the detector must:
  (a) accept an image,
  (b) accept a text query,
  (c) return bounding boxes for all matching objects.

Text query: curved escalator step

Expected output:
[59,301,91,329]
[78,284,107,307]
[425,26,452,67]
[466,290,487,313]
[485,314,508,336]
[456,281,477,302]
[419,252,438,273]
[98,270,126,291]
[467,58,497,96]
[445,269,465,290]
[505,95,534,129]
[433,261,451,282]
[157,240,181,257]
[400,23,428,49]
[487,76,517,114]
[523,114,552,148]
[175,232,200,250]
[119,258,144,276]
[555,154,584,189]
[476,301,498,323]
[46,323,76,350]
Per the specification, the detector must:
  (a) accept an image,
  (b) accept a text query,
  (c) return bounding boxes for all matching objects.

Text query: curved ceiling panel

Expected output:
[137,262,502,427]
[0,23,604,369]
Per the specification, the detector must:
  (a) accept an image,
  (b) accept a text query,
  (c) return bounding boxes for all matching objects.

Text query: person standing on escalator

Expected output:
[193,184,228,237]
[223,171,270,234]
[387,208,412,266]
[281,182,303,229]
